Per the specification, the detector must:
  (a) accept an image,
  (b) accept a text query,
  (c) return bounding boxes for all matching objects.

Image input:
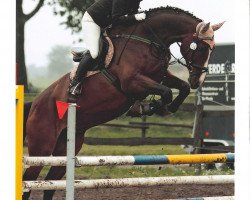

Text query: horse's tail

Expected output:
[23,102,32,142]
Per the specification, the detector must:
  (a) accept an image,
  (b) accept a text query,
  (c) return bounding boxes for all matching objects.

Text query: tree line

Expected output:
[17,0,95,92]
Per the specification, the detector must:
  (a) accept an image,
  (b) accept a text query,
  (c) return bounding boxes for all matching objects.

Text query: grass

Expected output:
[78,145,186,156]
[73,165,234,180]
[85,110,195,139]
[23,145,186,156]
[38,164,234,179]
[23,93,233,179]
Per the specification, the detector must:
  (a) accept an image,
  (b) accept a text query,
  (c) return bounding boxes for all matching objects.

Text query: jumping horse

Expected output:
[23,6,224,199]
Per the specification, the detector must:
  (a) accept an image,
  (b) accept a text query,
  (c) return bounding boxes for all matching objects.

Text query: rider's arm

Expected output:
[111,0,145,26]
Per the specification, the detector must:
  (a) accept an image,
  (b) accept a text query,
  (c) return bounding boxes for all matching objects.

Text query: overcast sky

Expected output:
[23,0,234,67]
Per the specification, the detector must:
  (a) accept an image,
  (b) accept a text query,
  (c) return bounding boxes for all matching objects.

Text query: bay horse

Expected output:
[23,6,224,199]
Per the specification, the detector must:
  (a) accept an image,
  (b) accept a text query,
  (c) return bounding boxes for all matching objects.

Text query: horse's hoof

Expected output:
[126,101,142,117]
[167,105,177,113]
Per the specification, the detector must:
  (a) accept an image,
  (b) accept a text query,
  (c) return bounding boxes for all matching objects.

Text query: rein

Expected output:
[110,20,169,61]
[111,33,169,59]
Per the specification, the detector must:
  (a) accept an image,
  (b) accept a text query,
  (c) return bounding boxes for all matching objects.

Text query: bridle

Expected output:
[171,34,215,75]
[142,21,216,75]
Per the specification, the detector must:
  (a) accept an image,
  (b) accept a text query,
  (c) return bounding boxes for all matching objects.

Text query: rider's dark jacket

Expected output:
[87,0,142,28]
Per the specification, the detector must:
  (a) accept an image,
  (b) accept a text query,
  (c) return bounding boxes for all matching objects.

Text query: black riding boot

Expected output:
[68,51,95,102]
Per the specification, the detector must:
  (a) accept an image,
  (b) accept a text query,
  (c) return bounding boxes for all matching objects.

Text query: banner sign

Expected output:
[201,44,235,106]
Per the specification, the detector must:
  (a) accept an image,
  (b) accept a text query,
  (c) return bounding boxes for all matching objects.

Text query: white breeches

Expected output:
[82,12,101,59]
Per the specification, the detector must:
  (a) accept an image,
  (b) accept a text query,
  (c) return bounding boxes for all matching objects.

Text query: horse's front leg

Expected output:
[162,70,190,113]
[124,74,172,116]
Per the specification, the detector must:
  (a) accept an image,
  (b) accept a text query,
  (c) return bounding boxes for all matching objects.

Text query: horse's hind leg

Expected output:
[43,128,85,200]
[22,166,44,200]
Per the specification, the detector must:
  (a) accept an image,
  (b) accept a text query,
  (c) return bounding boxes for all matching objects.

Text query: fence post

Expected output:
[192,89,204,173]
[16,86,24,200]
[66,104,76,200]
[141,115,147,139]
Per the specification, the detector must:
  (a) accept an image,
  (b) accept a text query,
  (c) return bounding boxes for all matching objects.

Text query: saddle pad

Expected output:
[70,36,114,80]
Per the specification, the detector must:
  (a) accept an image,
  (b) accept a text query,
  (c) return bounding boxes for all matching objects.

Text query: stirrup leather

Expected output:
[69,82,82,96]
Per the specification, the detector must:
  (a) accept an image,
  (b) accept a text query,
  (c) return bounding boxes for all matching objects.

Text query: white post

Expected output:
[66,104,76,200]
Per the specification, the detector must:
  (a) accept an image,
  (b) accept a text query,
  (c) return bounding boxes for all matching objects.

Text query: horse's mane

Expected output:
[144,6,202,22]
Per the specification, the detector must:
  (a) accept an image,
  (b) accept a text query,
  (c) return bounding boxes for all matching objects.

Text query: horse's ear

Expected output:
[212,21,225,31]
[200,22,210,34]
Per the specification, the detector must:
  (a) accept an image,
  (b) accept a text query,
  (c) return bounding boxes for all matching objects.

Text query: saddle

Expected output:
[70,35,114,80]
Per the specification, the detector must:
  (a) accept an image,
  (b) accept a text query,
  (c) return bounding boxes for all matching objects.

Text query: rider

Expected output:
[68,0,146,99]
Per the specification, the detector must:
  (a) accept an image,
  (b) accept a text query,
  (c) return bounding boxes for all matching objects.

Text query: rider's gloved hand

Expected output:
[134,13,146,21]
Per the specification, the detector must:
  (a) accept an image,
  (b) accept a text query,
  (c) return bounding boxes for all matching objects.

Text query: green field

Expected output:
[24,94,234,179]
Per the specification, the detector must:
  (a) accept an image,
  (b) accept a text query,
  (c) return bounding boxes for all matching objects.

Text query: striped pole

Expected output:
[23,175,234,191]
[23,153,235,167]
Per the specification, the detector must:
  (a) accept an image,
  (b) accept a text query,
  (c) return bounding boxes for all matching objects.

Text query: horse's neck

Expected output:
[143,13,198,46]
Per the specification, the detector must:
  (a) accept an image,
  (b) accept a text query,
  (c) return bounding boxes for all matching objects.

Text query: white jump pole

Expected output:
[23,175,234,191]
[66,104,76,200]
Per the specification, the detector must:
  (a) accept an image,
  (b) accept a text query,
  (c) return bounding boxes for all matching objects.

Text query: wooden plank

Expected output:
[100,123,149,129]
[129,122,193,129]
[192,105,204,152]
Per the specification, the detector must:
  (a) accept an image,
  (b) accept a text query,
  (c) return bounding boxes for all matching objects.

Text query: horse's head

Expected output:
[180,21,225,89]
